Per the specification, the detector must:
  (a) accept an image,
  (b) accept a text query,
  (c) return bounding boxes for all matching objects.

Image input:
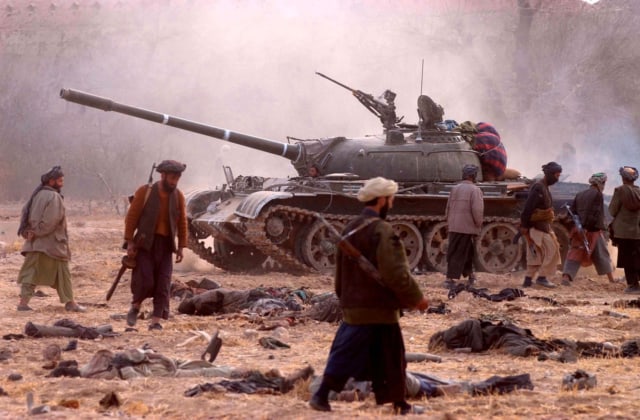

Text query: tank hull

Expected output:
[186,176,580,275]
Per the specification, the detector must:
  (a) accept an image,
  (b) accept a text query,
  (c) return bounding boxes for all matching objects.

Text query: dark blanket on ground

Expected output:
[24,319,117,339]
[176,286,343,323]
[469,373,534,395]
[184,366,314,397]
[428,319,638,360]
[447,285,526,301]
[177,287,307,316]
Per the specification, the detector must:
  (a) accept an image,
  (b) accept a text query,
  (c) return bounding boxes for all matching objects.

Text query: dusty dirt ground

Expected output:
[1,202,640,420]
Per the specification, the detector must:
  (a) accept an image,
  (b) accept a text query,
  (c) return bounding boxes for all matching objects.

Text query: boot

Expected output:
[309,393,331,412]
[535,277,557,288]
[394,401,425,415]
[127,306,140,326]
[443,278,456,289]
[467,273,477,285]
[522,276,533,288]
[623,285,640,294]
[65,302,86,312]
[309,382,332,412]
[17,297,33,311]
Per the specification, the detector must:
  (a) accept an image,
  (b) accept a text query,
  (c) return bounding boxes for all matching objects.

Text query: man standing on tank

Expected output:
[520,162,563,288]
[309,177,429,415]
[608,166,640,294]
[124,160,188,331]
[444,164,484,288]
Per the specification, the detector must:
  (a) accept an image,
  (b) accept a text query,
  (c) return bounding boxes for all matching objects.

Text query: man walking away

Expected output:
[444,164,484,288]
[124,160,188,330]
[520,162,563,288]
[608,166,640,294]
[561,172,617,285]
[309,177,429,415]
[16,166,85,312]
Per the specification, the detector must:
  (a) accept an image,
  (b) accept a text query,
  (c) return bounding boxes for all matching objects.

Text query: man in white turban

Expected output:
[310,177,429,415]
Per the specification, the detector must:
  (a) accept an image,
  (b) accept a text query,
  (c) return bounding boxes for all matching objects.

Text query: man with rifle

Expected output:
[309,177,429,415]
[561,172,617,286]
[124,160,188,331]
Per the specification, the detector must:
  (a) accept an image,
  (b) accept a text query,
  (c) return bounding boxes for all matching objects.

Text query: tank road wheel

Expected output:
[390,222,424,271]
[552,222,570,267]
[296,220,345,272]
[423,222,448,274]
[264,211,293,245]
[213,240,267,272]
[475,222,522,273]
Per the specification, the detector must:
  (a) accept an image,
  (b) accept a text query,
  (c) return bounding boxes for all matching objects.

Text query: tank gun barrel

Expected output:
[59,88,302,161]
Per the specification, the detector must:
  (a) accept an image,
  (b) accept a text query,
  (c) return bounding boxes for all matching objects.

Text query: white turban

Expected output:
[357,177,398,202]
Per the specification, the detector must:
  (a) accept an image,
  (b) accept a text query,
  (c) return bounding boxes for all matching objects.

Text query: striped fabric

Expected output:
[474,122,507,178]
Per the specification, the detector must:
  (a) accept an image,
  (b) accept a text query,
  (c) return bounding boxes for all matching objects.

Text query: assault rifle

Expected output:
[108,163,156,301]
[564,203,591,255]
[128,162,156,204]
[315,72,402,131]
[106,254,137,301]
[314,213,385,286]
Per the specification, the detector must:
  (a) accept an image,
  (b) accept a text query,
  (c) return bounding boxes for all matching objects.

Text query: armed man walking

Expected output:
[309,177,429,415]
[608,166,640,294]
[520,162,563,288]
[444,164,484,288]
[561,172,617,286]
[124,160,188,330]
[16,166,85,312]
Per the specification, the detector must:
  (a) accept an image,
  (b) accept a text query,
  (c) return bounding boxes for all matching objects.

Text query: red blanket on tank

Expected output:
[474,122,507,178]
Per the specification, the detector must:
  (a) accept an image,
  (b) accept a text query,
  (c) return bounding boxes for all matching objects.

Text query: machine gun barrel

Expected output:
[315,72,355,93]
[59,88,302,161]
[315,72,399,131]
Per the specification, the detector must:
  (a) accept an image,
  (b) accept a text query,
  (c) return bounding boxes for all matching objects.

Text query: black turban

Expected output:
[462,164,479,179]
[542,161,562,175]
[619,166,639,182]
[156,160,187,174]
[41,165,64,184]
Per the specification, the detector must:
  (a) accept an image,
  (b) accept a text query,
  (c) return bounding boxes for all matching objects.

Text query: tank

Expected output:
[60,79,577,275]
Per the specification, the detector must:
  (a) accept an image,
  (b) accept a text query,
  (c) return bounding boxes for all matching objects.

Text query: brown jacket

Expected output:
[609,184,640,240]
[336,208,424,325]
[21,187,71,261]
[124,182,188,251]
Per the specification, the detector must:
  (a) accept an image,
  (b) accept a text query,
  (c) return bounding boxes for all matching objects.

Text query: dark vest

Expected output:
[337,212,402,310]
[574,187,605,232]
[136,182,179,252]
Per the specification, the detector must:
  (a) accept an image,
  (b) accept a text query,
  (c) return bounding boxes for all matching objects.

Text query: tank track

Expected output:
[482,216,521,226]
[241,205,457,274]
[244,205,329,274]
[187,224,221,267]
[190,204,523,274]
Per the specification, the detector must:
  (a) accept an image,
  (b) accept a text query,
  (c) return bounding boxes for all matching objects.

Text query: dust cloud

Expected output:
[1,0,639,201]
